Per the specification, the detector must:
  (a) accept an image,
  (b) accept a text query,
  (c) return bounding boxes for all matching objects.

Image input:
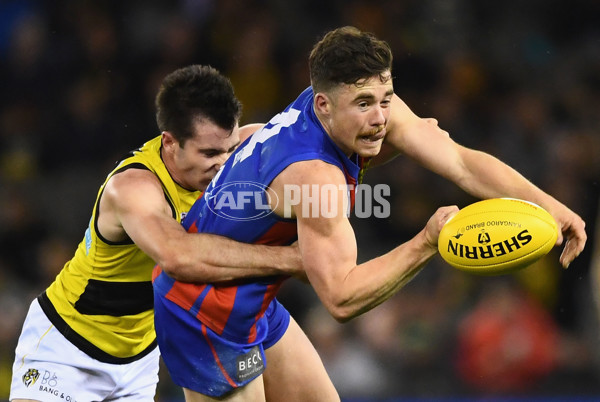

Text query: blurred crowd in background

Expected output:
[1,0,600,401]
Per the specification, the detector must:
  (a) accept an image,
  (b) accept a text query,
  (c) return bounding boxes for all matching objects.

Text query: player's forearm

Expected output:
[457,149,548,202]
[161,233,302,283]
[323,229,437,322]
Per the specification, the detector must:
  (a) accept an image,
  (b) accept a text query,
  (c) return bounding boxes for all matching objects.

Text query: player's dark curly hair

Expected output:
[309,26,393,93]
[155,65,242,146]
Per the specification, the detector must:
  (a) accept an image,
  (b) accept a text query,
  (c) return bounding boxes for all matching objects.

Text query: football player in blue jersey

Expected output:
[154,27,587,401]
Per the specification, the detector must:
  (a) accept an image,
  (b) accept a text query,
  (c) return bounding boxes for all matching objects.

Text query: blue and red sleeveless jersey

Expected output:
[153,87,365,343]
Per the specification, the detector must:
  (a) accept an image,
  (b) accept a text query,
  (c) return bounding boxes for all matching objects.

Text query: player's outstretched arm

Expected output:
[446,146,586,267]
[383,94,587,267]
[101,168,303,283]
[274,159,457,322]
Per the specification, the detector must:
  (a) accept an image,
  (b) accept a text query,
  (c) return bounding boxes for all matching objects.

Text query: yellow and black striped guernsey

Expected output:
[40,136,200,363]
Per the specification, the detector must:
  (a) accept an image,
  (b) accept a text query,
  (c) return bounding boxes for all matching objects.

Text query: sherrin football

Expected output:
[438,198,558,275]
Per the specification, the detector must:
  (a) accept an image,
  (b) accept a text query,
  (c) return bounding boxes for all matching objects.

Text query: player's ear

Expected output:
[314,92,331,115]
[161,131,177,152]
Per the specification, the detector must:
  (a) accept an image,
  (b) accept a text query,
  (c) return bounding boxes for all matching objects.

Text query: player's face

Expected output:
[164,119,240,191]
[318,73,393,158]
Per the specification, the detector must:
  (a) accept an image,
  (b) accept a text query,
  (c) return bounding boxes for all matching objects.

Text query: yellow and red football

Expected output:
[438,198,558,275]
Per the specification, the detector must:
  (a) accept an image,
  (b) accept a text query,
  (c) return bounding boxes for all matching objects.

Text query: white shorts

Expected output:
[10,298,159,402]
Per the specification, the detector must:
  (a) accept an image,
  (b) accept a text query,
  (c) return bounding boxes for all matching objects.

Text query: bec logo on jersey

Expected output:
[236,346,265,382]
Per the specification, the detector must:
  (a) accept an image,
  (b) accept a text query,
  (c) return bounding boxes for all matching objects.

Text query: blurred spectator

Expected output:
[304,304,393,399]
[0,188,49,286]
[454,280,559,394]
[226,16,284,123]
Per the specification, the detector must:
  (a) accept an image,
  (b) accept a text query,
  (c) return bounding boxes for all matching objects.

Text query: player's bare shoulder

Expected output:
[104,168,164,206]
[268,160,347,219]
[98,168,168,241]
[277,159,346,187]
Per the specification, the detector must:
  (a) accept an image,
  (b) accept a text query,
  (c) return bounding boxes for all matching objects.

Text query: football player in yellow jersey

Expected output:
[10,65,303,402]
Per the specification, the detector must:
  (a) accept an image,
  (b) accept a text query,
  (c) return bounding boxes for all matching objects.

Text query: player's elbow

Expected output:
[324,295,360,323]
[156,252,193,281]
[158,251,222,283]
[328,305,358,323]
[330,310,353,323]
[157,258,183,280]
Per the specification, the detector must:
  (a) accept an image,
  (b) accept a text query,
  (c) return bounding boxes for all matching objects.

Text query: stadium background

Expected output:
[0,0,599,400]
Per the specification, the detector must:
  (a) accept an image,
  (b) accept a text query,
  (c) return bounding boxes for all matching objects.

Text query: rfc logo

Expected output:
[22,368,40,387]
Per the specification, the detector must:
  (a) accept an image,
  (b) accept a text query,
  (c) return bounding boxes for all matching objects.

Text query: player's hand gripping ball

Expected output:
[438,198,558,275]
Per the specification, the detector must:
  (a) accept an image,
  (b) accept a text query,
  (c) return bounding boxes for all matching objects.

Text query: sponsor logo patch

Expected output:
[236,346,264,382]
[22,368,77,401]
